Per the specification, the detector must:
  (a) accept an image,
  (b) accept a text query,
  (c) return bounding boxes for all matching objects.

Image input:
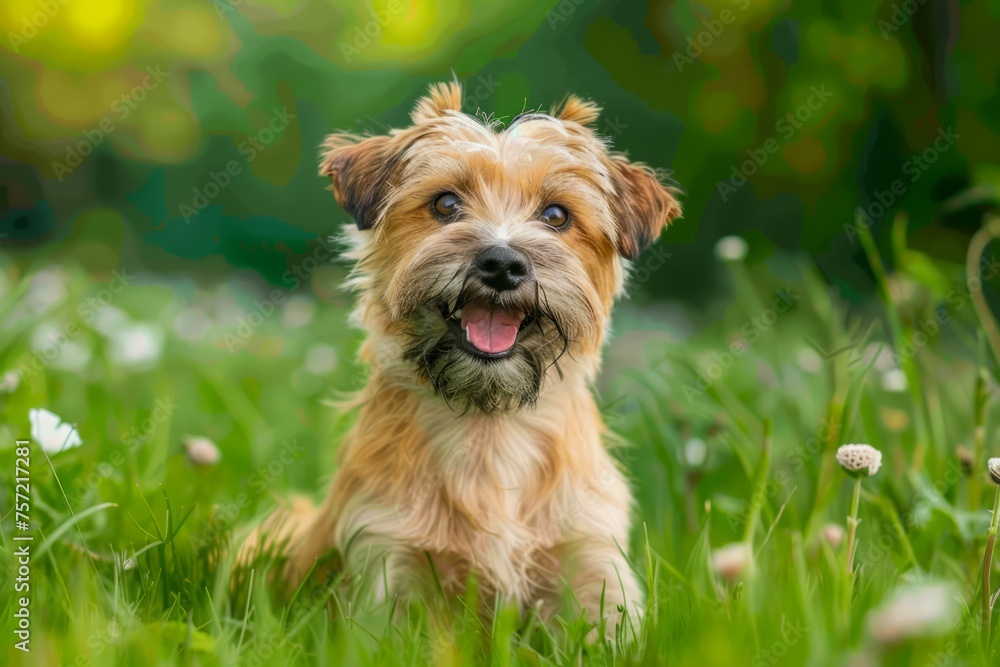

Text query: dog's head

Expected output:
[322,82,681,413]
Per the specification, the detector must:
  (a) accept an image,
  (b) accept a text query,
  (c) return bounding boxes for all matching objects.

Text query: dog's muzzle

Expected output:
[471,245,529,292]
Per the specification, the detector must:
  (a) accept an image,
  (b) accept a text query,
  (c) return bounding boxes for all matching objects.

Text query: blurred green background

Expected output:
[2,0,998,304]
[6,2,1000,665]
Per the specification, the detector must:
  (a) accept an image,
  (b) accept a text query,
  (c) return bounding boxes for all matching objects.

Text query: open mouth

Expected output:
[439,298,534,360]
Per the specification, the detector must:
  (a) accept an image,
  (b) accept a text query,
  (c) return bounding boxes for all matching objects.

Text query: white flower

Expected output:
[25,267,68,314]
[282,296,316,329]
[92,306,131,337]
[796,348,823,374]
[50,340,91,372]
[109,323,164,370]
[184,436,221,467]
[0,370,21,394]
[714,235,748,262]
[880,368,908,393]
[209,287,245,326]
[173,307,212,341]
[820,523,845,550]
[836,444,883,477]
[29,408,83,454]
[867,583,958,643]
[863,343,896,372]
[988,457,1000,486]
[712,542,750,582]
[683,437,707,467]
[305,344,338,376]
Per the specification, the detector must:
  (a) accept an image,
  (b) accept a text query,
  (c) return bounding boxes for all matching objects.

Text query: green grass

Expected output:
[2,232,999,666]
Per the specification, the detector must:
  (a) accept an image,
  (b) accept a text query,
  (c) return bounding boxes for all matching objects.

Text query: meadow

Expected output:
[2,217,999,666]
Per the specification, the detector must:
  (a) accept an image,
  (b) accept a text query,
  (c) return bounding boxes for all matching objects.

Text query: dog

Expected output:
[240,81,681,638]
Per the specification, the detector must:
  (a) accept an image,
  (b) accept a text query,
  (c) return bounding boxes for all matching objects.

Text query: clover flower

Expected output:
[988,457,1000,486]
[836,444,883,478]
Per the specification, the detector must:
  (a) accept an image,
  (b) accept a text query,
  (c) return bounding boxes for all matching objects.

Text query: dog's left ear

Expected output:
[606,158,682,261]
[320,133,400,230]
[555,96,681,260]
[555,95,602,126]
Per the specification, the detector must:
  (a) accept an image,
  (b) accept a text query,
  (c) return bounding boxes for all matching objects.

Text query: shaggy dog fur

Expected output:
[240,82,681,637]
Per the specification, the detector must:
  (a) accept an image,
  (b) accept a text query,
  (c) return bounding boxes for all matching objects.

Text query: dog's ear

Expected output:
[553,96,681,258]
[606,158,682,261]
[320,133,400,230]
[411,81,463,123]
[555,95,602,126]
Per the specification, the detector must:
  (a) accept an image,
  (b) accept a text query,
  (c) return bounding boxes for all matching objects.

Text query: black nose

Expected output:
[472,246,529,292]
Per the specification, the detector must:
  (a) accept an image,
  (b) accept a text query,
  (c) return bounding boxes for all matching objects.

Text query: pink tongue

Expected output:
[461,302,524,354]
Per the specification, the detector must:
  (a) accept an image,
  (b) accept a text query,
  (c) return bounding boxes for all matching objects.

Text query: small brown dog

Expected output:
[243,82,680,636]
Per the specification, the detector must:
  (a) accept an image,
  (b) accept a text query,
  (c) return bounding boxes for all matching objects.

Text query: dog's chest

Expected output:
[409,415,560,597]
[431,415,544,521]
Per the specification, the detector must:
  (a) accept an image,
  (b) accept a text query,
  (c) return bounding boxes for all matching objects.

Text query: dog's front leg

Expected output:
[335,498,421,606]
[557,471,644,641]
[562,532,643,641]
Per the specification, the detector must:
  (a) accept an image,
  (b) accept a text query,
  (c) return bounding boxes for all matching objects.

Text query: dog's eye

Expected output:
[432,193,461,219]
[539,205,569,228]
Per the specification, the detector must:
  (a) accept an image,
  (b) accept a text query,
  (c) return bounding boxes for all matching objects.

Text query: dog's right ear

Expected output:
[320,133,400,231]
[411,81,463,123]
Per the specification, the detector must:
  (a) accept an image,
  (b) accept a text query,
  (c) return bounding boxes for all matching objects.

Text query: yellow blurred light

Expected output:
[696,88,740,133]
[252,0,310,14]
[64,0,138,52]
[38,69,110,124]
[0,0,38,33]
[378,0,440,47]
[781,137,827,175]
[136,107,199,162]
[163,8,224,57]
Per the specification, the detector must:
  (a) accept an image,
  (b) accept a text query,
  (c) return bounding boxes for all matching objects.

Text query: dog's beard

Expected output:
[402,280,569,414]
